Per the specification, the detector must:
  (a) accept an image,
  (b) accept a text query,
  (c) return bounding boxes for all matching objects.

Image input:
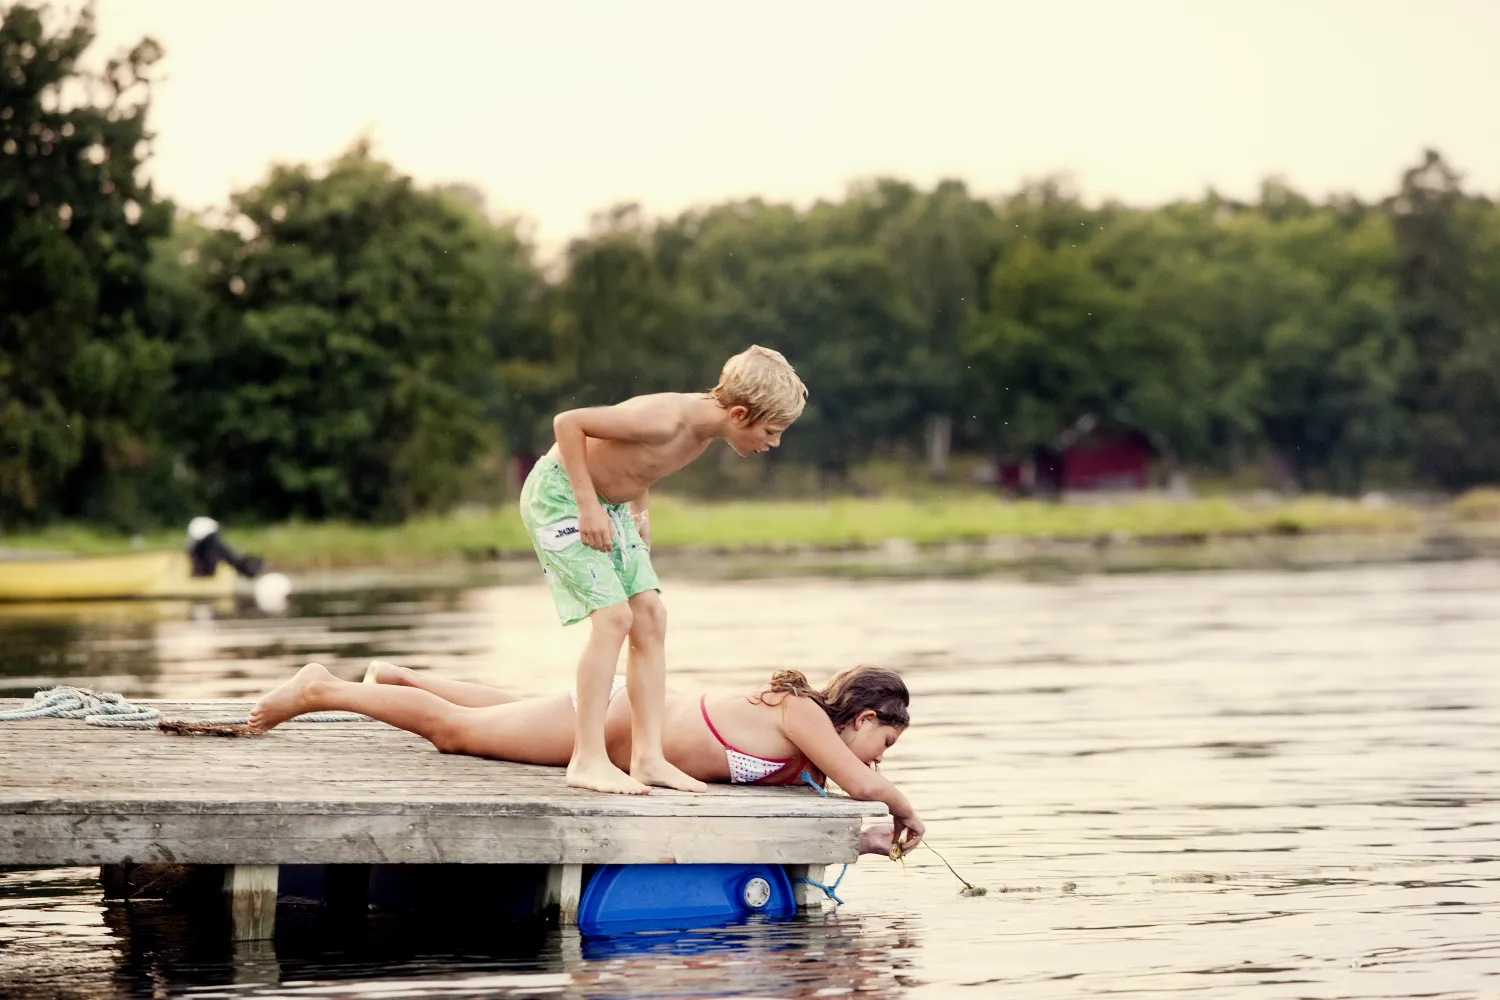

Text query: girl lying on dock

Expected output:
[249,662,923,856]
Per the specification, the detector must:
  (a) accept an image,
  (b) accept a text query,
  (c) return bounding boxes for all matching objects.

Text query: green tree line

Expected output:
[4,4,1499,528]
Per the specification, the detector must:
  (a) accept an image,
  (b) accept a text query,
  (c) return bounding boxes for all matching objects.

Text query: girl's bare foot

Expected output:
[632,757,708,793]
[567,757,650,795]
[249,663,333,731]
[363,660,402,685]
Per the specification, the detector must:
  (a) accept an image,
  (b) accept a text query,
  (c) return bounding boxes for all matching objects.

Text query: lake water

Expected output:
[2,560,1497,998]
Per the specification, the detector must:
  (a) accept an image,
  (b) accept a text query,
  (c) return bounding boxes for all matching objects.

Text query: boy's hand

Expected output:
[578,502,614,552]
[634,511,651,549]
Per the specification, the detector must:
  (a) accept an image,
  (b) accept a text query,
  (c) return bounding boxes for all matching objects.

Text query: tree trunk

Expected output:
[925,415,953,478]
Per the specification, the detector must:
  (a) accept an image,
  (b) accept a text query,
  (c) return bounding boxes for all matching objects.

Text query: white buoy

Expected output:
[253,572,293,613]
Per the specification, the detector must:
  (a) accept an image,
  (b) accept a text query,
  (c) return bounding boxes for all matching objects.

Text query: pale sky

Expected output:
[89,0,1500,255]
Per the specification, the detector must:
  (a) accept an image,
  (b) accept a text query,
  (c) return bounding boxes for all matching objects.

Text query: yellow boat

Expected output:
[0,549,239,602]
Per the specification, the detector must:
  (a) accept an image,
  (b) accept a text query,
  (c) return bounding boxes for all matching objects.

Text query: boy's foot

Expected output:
[632,757,708,793]
[249,662,332,731]
[567,758,650,795]
[364,660,401,685]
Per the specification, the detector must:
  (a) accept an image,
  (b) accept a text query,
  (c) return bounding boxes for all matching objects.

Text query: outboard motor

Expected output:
[186,517,265,579]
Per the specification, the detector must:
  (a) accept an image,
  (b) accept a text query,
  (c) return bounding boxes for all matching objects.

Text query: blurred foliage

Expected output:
[4,2,1500,531]
[1450,487,1500,522]
[172,141,503,521]
[1,1,173,525]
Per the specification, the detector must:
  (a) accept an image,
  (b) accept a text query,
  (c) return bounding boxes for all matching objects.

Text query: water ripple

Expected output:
[2,559,1498,997]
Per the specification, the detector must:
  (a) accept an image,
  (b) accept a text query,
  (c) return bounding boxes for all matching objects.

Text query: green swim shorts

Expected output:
[518,459,660,626]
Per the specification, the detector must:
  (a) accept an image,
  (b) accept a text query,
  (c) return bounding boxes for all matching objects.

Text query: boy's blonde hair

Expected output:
[710,346,808,426]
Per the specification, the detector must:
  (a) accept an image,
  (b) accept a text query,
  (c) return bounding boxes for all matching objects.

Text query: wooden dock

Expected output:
[0,700,874,939]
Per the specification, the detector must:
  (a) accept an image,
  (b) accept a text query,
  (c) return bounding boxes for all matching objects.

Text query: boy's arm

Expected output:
[629,491,651,549]
[553,399,685,446]
[552,399,682,552]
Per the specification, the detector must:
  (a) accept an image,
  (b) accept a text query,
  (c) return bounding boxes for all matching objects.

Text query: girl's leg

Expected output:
[248,663,577,765]
[364,661,521,708]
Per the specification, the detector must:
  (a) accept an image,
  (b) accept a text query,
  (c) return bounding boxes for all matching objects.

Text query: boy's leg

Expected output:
[365,661,520,708]
[609,510,702,791]
[625,590,706,792]
[519,460,646,795]
[567,601,648,794]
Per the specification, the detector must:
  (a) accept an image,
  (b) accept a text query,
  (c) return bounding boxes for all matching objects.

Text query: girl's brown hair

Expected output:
[758,666,910,729]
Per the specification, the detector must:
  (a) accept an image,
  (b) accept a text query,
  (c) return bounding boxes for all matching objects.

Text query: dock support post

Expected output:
[224,864,279,941]
[787,864,829,909]
[538,864,583,925]
[230,940,281,986]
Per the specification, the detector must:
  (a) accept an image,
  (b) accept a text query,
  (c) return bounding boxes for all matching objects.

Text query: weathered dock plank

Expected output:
[0,700,874,868]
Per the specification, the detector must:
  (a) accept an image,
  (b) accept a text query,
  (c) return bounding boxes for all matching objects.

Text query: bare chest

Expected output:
[587,436,714,500]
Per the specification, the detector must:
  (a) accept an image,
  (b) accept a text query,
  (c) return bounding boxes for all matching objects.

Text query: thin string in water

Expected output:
[800,768,985,896]
[918,838,988,896]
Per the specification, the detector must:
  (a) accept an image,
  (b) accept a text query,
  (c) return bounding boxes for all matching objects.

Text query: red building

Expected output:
[998,427,1156,496]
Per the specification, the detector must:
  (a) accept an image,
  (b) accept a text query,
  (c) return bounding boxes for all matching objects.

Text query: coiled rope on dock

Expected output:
[0,685,369,732]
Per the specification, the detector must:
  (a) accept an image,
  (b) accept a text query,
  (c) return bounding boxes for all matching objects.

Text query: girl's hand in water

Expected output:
[859,822,896,856]
[892,811,926,855]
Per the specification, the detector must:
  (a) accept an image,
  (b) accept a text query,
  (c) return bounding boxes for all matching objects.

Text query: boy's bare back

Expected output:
[548,393,724,504]
[547,349,803,558]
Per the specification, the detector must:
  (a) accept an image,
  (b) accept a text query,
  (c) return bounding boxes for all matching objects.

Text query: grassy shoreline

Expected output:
[3,493,1469,572]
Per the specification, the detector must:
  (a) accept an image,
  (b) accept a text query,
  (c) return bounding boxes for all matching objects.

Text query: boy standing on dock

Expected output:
[520,346,807,795]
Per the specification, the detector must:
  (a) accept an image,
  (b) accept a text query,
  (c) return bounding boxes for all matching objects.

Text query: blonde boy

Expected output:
[519,346,807,794]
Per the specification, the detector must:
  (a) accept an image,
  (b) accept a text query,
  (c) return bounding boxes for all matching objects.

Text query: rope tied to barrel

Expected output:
[0,685,370,731]
[799,769,829,797]
[794,864,850,906]
[788,770,853,902]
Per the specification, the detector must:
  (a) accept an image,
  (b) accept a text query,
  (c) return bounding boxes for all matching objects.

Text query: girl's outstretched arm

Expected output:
[779,697,925,851]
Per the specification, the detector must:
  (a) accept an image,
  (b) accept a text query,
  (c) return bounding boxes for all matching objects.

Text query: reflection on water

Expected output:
[2,561,1498,997]
[0,867,920,999]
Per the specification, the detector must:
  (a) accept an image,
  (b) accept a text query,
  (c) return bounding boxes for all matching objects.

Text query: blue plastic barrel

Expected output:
[577,863,796,936]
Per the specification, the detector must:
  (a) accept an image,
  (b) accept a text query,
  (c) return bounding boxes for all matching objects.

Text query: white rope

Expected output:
[0,686,370,728]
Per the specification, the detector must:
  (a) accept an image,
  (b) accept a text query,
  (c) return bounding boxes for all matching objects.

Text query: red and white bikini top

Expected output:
[699,696,804,785]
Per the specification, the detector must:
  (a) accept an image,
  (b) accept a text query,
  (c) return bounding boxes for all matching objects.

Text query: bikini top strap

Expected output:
[699,695,733,750]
